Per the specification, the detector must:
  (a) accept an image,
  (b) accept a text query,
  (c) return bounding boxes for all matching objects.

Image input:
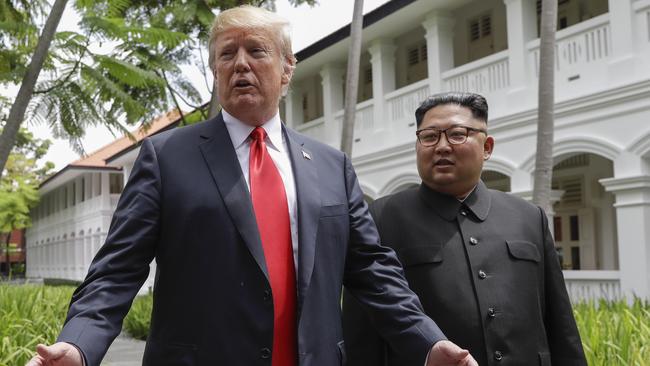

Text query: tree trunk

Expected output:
[532,0,557,220]
[0,0,69,178]
[340,0,364,156]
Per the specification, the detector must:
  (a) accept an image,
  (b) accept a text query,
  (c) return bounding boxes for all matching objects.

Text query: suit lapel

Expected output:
[284,127,320,319]
[198,114,269,282]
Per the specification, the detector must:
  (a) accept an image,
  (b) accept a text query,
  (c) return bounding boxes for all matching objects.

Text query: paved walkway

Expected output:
[102,333,146,366]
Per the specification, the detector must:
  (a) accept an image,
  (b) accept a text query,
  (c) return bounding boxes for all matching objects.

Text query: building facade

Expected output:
[26,0,650,301]
[281,0,650,301]
[25,111,181,292]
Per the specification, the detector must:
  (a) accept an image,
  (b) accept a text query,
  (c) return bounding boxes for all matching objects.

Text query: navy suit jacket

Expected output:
[57,114,444,366]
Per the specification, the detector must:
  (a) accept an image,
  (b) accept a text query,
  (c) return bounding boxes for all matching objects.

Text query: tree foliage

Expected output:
[0,128,52,234]
[0,0,317,176]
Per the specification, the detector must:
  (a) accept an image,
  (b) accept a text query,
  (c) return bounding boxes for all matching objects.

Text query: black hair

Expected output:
[415,92,488,127]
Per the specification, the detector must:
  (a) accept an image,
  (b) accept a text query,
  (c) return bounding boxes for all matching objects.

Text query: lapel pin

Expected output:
[302,150,311,160]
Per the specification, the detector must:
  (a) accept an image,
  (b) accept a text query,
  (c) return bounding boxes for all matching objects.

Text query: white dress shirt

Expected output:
[222,109,299,272]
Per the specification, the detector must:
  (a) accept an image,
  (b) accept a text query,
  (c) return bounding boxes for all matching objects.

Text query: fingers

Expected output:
[25,355,45,366]
[461,354,479,366]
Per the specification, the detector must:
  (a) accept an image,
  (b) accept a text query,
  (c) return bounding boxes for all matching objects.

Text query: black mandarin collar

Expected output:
[418,180,491,222]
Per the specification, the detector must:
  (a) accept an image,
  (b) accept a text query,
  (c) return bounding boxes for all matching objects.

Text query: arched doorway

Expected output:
[481,171,511,192]
[551,153,618,271]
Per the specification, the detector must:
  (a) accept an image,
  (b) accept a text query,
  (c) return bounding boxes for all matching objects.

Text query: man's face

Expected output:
[416,104,494,199]
[213,28,291,125]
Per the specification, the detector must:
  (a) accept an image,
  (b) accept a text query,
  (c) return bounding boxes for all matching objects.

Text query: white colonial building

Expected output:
[280,0,650,301]
[26,0,650,301]
[25,111,181,292]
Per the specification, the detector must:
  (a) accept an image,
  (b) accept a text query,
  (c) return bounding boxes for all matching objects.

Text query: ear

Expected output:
[483,135,495,160]
[281,58,295,86]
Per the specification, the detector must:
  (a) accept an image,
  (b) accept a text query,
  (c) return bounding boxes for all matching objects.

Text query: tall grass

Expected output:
[123,293,153,341]
[0,284,74,366]
[574,298,650,366]
[2,284,649,365]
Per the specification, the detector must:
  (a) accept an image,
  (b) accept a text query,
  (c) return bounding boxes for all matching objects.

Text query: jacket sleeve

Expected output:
[57,138,161,366]
[341,154,445,363]
[539,207,587,365]
[342,198,390,366]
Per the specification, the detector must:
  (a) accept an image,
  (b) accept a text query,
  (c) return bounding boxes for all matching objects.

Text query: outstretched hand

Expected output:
[25,343,83,366]
[426,340,478,366]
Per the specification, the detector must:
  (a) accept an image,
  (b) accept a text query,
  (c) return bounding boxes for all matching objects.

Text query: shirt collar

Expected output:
[222,109,284,152]
[419,180,491,222]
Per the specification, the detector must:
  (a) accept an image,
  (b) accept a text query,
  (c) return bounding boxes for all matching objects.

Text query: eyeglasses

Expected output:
[416,125,487,147]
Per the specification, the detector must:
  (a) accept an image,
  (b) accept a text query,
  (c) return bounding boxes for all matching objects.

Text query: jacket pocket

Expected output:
[142,339,198,366]
[506,240,541,263]
[320,203,347,217]
[398,246,443,267]
[538,351,551,366]
[337,340,346,365]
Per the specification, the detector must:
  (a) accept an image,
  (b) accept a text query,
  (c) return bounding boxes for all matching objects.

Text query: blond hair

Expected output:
[208,6,297,78]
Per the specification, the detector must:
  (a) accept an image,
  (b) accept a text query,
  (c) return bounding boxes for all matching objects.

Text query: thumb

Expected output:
[439,340,469,360]
[36,343,68,360]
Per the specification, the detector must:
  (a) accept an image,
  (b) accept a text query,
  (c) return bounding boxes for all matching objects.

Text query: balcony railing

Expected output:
[528,13,611,77]
[563,270,621,302]
[442,50,510,95]
[296,116,326,141]
[385,79,430,126]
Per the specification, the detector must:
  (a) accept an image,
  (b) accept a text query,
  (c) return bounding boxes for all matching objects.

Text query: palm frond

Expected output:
[95,54,165,88]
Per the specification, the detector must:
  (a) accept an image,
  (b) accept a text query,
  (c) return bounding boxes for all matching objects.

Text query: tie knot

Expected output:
[250,127,266,142]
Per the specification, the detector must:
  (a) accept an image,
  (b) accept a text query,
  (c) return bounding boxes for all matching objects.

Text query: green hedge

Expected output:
[123,293,153,341]
[574,299,650,365]
[1,284,649,365]
[0,284,74,366]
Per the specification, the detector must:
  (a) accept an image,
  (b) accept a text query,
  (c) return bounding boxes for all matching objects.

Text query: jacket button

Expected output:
[469,237,479,245]
[263,289,271,301]
[260,347,271,359]
[488,307,496,318]
[494,350,503,361]
[478,270,487,279]
[460,210,467,216]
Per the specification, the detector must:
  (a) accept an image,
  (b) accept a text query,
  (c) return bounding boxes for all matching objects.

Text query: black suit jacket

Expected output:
[56,115,444,366]
[343,181,586,366]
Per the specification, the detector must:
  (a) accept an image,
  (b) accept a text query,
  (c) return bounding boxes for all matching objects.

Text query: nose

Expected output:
[234,48,250,73]
[434,132,453,153]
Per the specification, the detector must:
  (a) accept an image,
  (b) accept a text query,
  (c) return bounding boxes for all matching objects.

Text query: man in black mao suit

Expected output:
[343,92,586,366]
[28,6,478,366]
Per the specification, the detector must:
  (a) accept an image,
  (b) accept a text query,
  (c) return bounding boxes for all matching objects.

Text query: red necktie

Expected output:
[249,127,297,366]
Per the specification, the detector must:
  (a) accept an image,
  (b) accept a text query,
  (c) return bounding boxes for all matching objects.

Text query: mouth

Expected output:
[233,79,255,89]
[434,158,454,167]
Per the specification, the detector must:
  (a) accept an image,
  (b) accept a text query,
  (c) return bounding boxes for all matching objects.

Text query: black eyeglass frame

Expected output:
[415,125,487,146]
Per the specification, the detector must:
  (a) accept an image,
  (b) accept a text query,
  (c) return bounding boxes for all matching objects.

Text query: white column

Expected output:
[84,174,92,202]
[284,86,304,128]
[607,0,637,84]
[600,175,650,300]
[421,11,456,94]
[67,183,74,208]
[503,0,537,103]
[101,172,111,209]
[75,177,83,205]
[320,64,345,145]
[368,39,397,131]
[91,173,100,198]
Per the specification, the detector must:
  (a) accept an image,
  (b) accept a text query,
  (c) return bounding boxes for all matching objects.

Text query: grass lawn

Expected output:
[1,283,648,365]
